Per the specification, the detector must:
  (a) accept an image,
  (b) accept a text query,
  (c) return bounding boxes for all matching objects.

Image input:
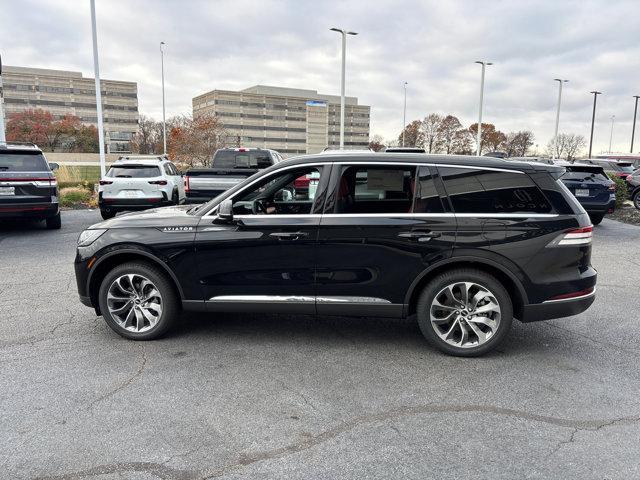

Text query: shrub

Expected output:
[59,187,92,208]
[607,174,629,208]
[55,165,83,183]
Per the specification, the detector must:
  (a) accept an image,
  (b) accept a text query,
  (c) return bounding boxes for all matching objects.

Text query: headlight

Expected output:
[78,229,107,247]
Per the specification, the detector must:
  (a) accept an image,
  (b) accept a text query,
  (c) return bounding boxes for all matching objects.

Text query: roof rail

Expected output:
[0,141,40,148]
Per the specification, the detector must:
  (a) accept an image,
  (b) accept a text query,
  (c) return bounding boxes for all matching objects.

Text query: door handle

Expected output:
[269,231,309,241]
[398,231,441,242]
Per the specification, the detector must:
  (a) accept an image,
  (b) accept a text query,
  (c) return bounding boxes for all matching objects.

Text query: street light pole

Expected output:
[552,79,568,159]
[608,115,615,152]
[588,91,601,159]
[330,28,357,150]
[160,41,166,155]
[631,95,640,153]
[0,54,6,143]
[90,0,106,178]
[475,60,492,156]
[402,82,407,147]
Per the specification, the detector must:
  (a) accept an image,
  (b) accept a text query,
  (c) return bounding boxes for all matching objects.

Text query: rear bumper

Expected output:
[0,202,59,219]
[185,191,224,204]
[520,289,596,322]
[99,197,171,210]
[580,198,616,214]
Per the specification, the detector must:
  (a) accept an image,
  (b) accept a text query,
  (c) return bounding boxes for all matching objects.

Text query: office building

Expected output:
[192,85,370,155]
[1,66,138,152]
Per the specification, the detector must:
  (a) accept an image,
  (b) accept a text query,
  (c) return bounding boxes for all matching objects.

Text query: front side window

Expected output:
[231,166,323,215]
[107,165,161,178]
[438,167,552,214]
[331,165,416,214]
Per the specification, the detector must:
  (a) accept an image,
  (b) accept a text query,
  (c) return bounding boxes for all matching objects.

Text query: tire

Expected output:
[633,191,640,210]
[589,213,604,225]
[100,208,116,220]
[171,190,179,205]
[416,268,513,357]
[45,213,62,230]
[98,261,180,340]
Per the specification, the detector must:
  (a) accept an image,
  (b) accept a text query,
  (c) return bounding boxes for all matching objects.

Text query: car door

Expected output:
[315,162,457,317]
[194,163,329,314]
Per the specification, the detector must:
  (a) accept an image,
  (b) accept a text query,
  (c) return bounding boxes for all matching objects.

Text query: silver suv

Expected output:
[98,155,185,219]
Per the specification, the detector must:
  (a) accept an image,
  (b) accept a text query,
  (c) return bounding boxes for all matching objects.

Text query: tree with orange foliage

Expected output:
[168,113,227,167]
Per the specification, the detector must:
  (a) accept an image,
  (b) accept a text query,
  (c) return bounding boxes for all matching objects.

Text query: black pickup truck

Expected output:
[0,142,61,229]
[185,148,283,203]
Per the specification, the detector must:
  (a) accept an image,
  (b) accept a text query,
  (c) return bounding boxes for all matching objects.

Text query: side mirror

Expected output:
[218,199,233,221]
[49,162,60,171]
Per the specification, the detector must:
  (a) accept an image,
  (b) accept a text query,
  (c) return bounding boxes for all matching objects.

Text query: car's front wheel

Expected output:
[633,190,640,210]
[416,269,513,357]
[98,262,180,340]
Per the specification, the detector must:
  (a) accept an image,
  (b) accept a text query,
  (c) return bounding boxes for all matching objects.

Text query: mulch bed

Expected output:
[609,204,640,226]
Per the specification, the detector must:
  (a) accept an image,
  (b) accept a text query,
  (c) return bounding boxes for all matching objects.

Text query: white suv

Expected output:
[98,155,185,219]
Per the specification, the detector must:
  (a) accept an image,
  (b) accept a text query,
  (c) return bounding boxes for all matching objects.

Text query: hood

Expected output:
[89,205,198,230]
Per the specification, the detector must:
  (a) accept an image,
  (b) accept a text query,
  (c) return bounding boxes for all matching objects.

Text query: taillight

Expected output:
[185,176,190,192]
[547,226,593,247]
[148,180,168,185]
[99,180,113,186]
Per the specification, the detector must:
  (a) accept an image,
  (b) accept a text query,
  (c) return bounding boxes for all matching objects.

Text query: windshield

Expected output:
[107,165,161,178]
[562,168,609,182]
[617,163,634,173]
[213,150,272,169]
[0,152,49,171]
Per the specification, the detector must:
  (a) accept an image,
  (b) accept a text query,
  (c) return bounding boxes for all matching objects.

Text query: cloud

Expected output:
[3,0,640,153]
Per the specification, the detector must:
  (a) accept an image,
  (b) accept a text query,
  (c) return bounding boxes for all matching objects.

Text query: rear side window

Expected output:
[562,168,609,182]
[0,152,49,172]
[331,165,416,214]
[107,165,161,178]
[213,150,272,169]
[438,167,552,214]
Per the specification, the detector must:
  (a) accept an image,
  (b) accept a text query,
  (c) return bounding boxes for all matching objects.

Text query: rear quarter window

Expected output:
[438,167,552,214]
[0,152,49,172]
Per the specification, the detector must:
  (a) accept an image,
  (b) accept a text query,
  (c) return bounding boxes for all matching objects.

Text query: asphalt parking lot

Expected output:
[1,210,639,480]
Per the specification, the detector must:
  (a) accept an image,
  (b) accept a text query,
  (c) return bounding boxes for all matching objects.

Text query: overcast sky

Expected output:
[3,0,640,153]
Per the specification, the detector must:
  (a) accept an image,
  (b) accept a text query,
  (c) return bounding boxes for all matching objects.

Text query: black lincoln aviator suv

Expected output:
[75,153,596,356]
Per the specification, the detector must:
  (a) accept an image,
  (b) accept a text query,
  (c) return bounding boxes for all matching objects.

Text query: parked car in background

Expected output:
[98,155,185,220]
[0,142,61,229]
[184,148,283,203]
[509,156,555,165]
[626,170,640,209]
[75,152,596,357]
[583,159,635,180]
[555,162,615,225]
[483,151,508,158]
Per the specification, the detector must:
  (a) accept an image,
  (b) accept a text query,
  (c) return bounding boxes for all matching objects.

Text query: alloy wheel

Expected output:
[429,282,501,348]
[106,274,163,332]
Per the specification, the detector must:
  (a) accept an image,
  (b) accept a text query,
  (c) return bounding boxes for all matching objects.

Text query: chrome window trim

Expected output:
[201,162,329,218]
[542,288,596,304]
[211,212,559,220]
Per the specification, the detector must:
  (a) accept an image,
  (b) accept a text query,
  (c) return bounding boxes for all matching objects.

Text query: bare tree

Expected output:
[368,134,385,152]
[420,113,443,153]
[546,133,586,161]
[437,115,471,154]
[503,130,535,157]
[397,120,422,147]
[169,113,228,167]
[131,115,163,154]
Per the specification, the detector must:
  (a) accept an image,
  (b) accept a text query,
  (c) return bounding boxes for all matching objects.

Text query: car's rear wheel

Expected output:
[633,191,640,210]
[98,262,179,340]
[172,190,179,205]
[100,208,116,220]
[589,213,605,225]
[45,213,61,230]
[416,269,513,357]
